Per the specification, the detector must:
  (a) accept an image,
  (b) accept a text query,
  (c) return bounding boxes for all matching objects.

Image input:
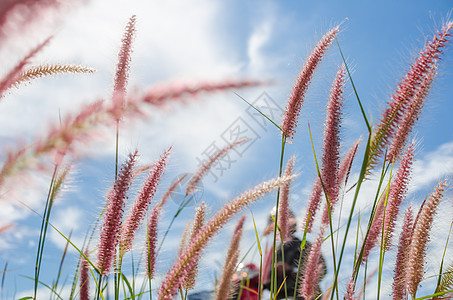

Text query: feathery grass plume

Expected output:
[0,0,62,38]
[434,262,453,299]
[406,180,447,297]
[392,205,414,300]
[158,174,297,300]
[97,151,138,274]
[160,174,188,209]
[321,65,345,199]
[216,215,246,300]
[0,80,260,196]
[183,202,207,291]
[344,277,356,300]
[321,139,360,224]
[387,67,436,162]
[299,228,325,300]
[140,80,265,108]
[119,147,171,256]
[337,139,360,188]
[145,205,160,279]
[320,65,345,225]
[13,64,96,88]
[361,145,414,263]
[354,269,377,300]
[0,37,51,99]
[186,137,249,196]
[0,100,106,193]
[279,156,295,241]
[361,192,386,263]
[112,15,136,118]
[79,250,90,300]
[368,22,453,172]
[303,178,322,233]
[281,25,339,140]
[178,221,193,259]
[0,224,14,234]
[145,175,191,279]
[303,66,346,232]
[382,143,414,248]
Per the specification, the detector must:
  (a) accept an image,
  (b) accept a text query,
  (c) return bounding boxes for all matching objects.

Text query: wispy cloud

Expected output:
[410,141,453,192]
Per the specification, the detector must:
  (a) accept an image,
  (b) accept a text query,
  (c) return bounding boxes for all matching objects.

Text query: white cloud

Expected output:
[49,206,85,251]
[410,141,453,192]
[248,17,274,75]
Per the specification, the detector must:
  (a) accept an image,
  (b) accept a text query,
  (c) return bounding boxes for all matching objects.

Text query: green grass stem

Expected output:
[308,123,339,300]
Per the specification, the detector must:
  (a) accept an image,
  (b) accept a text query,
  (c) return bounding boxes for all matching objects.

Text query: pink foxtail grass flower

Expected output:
[321,139,360,225]
[0,223,14,234]
[0,100,105,192]
[303,178,322,233]
[186,137,249,196]
[112,15,136,119]
[321,65,345,200]
[159,174,187,208]
[304,65,346,232]
[183,202,207,290]
[387,67,436,161]
[278,156,295,241]
[140,80,265,108]
[299,228,325,300]
[145,205,159,279]
[392,205,414,300]
[178,220,193,258]
[320,65,346,225]
[406,180,447,298]
[0,0,62,38]
[96,151,138,274]
[145,174,190,279]
[216,215,246,300]
[369,22,453,171]
[354,269,378,300]
[344,277,356,300]
[80,249,90,300]
[361,144,414,262]
[158,174,297,300]
[382,143,415,248]
[14,64,96,88]
[119,147,171,256]
[0,80,261,197]
[0,37,51,99]
[337,139,360,188]
[281,25,339,140]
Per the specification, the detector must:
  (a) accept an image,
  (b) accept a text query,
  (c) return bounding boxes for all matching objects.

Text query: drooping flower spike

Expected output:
[158,174,297,300]
[186,137,249,196]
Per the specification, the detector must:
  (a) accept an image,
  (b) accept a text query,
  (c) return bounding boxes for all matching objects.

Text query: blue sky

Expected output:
[0,0,452,299]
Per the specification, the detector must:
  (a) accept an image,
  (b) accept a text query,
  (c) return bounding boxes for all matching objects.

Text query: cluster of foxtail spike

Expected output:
[1,5,452,300]
[369,22,453,169]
